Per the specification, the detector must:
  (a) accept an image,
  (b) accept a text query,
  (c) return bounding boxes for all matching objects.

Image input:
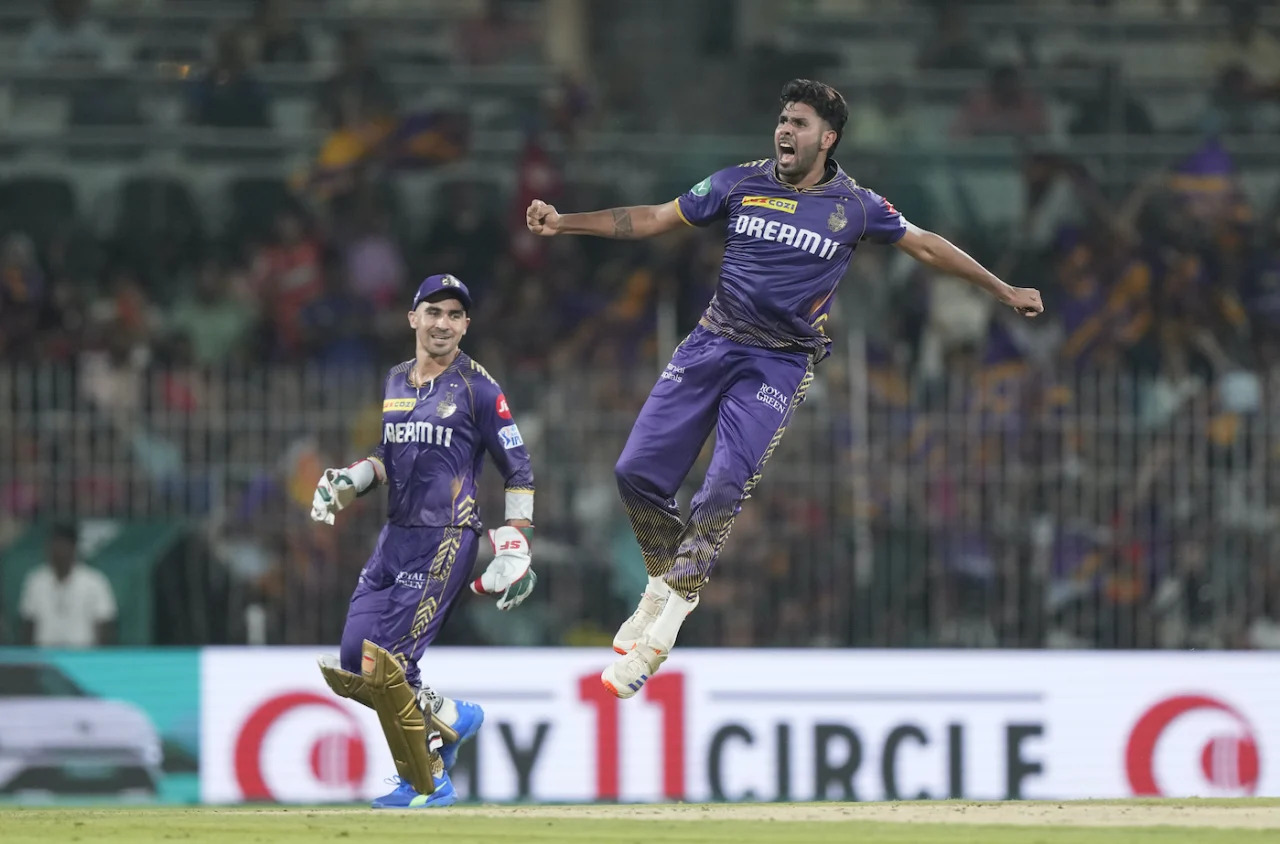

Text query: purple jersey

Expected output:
[675,158,906,357]
[368,352,534,529]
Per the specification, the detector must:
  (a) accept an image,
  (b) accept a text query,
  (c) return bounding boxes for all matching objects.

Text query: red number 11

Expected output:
[578,672,685,800]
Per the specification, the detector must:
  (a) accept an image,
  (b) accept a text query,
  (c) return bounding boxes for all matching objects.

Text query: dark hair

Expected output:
[779,78,849,158]
[50,519,78,544]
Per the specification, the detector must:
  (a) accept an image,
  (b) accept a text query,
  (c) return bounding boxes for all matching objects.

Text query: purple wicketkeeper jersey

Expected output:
[675,158,906,357]
[368,352,533,529]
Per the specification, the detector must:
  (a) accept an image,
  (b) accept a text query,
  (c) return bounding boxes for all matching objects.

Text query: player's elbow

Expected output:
[896,226,946,264]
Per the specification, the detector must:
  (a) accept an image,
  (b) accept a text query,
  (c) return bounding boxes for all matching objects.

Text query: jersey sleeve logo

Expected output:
[690,177,712,196]
[881,197,899,216]
[496,393,512,420]
[498,424,523,450]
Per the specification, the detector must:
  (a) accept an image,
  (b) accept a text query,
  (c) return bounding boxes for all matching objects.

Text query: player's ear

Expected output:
[408,309,418,329]
[821,128,837,153]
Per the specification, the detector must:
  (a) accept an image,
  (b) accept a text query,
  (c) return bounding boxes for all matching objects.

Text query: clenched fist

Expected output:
[1002,286,1044,317]
[526,199,561,236]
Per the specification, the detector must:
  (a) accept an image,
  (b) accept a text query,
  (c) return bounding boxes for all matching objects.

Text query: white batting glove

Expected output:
[471,525,536,610]
[310,467,358,525]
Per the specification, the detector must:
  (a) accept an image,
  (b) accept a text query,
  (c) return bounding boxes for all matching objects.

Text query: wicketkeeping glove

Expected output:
[471,525,537,610]
[310,467,359,525]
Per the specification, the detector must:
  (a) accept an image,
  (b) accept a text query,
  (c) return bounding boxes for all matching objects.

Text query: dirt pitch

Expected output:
[449,800,1280,829]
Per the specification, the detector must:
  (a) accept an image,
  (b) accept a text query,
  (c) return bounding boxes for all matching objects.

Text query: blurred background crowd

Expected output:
[3,0,1280,654]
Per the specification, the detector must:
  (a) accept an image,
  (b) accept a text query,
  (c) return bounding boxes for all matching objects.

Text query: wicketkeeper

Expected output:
[312,274,536,809]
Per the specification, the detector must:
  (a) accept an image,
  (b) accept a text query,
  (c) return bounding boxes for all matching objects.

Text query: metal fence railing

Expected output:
[2,354,1277,650]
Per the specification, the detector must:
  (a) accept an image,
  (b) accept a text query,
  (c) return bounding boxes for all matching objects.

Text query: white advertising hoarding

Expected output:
[200,648,1280,803]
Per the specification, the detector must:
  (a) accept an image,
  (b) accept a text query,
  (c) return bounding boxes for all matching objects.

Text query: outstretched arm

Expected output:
[527,199,686,240]
[894,223,1044,317]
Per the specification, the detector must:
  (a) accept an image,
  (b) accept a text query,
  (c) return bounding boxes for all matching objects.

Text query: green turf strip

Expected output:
[2,806,1279,844]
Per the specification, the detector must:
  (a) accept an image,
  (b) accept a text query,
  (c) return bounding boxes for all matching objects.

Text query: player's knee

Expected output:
[614,454,642,490]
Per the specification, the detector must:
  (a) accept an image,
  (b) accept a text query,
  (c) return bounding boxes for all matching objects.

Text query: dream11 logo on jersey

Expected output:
[1125,694,1260,797]
[233,692,368,801]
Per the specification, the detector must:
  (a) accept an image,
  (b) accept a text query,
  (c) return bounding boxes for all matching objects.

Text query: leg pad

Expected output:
[360,640,438,796]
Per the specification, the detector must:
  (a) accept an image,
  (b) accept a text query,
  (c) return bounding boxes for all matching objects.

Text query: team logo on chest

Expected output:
[436,387,457,419]
[827,203,848,233]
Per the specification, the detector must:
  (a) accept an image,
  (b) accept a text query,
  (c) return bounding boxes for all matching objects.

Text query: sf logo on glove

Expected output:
[471,526,536,611]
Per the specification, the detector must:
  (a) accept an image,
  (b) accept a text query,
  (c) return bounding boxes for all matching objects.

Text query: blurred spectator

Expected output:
[79,316,149,421]
[318,28,397,130]
[0,233,46,361]
[459,0,534,67]
[1207,1,1280,91]
[188,31,271,128]
[1151,534,1218,648]
[38,277,90,362]
[19,520,117,648]
[847,81,923,151]
[169,258,257,366]
[250,208,324,357]
[544,73,594,145]
[1195,64,1268,135]
[951,64,1049,139]
[422,185,505,297]
[1012,156,1100,256]
[0,431,42,549]
[242,0,313,65]
[1066,64,1156,137]
[1246,562,1280,648]
[299,253,376,370]
[916,3,988,71]
[507,133,563,271]
[21,0,123,70]
[344,212,405,312]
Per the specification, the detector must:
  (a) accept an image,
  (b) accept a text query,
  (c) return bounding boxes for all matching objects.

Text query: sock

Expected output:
[648,589,698,651]
[418,686,460,730]
[646,575,671,599]
[432,694,460,729]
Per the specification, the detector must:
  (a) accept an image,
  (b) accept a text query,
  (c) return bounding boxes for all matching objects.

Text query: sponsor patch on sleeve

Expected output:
[496,393,512,420]
[498,424,524,450]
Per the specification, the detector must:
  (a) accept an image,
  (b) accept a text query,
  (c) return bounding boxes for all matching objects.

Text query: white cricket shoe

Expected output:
[611,577,670,655]
[601,636,668,699]
[602,590,699,699]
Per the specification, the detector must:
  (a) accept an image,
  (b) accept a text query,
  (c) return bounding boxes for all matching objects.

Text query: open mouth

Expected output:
[778,140,796,164]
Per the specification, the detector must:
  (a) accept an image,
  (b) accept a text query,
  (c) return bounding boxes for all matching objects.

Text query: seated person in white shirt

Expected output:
[20,520,117,648]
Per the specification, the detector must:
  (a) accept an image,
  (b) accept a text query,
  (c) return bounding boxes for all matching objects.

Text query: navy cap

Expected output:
[411,273,472,312]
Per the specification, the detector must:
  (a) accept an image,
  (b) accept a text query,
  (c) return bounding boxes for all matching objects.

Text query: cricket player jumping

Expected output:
[526,79,1043,699]
[311,273,536,808]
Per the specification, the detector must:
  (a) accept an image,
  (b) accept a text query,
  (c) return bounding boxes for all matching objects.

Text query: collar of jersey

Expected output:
[404,352,465,392]
[769,157,842,194]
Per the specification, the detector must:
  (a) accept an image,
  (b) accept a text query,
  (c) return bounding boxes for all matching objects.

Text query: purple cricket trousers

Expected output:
[339,523,480,688]
[614,325,814,599]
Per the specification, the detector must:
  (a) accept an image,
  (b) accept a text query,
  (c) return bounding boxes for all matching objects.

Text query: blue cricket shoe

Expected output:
[439,700,484,770]
[371,773,458,809]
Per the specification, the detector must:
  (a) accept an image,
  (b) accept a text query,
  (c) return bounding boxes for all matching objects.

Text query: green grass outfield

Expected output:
[5,800,1280,844]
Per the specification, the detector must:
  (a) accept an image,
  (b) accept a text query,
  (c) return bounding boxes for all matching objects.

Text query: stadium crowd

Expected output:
[3,0,1280,651]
